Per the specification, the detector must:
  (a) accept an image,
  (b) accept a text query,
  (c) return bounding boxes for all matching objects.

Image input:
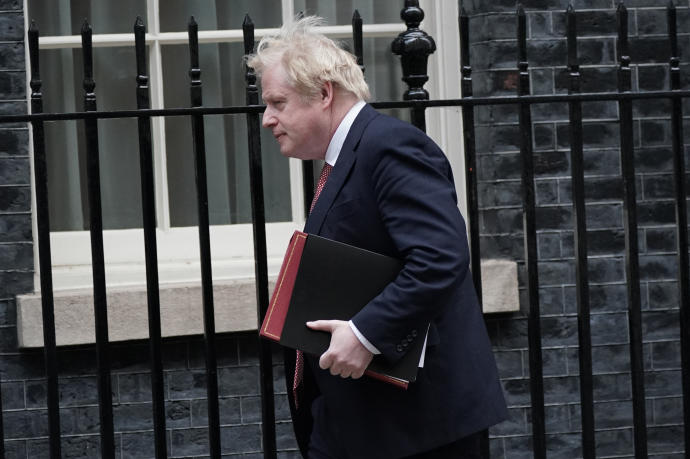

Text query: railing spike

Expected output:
[135,16,144,28]
[189,15,197,27]
[243,14,255,60]
[243,13,253,28]
[352,8,364,74]
[567,3,577,67]
[567,3,575,13]
[81,18,90,33]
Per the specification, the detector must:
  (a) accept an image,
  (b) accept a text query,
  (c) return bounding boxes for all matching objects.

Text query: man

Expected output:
[249,16,507,459]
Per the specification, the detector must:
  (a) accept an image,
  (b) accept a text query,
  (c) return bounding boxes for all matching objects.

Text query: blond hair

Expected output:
[247,16,370,101]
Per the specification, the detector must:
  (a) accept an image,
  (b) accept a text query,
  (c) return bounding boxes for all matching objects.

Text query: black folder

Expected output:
[261,231,426,387]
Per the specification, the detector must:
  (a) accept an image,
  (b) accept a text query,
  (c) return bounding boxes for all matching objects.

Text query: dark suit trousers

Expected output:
[307,394,482,459]
[401,431,482,459]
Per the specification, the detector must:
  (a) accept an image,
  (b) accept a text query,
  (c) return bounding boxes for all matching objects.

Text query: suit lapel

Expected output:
[304,104,378,235]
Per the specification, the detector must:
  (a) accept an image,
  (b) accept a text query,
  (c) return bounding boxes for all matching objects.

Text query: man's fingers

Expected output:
[313,320,372,379]
[319,351,333,371]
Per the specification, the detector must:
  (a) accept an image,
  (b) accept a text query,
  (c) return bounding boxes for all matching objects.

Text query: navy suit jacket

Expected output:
[285,104,507,458]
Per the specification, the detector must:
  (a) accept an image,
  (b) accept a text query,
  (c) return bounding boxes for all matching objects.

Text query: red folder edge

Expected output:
[260,231,308,341]
[364,370,409,389]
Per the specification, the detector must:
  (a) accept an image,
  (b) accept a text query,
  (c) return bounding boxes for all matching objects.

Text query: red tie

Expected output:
[310,163,333,213]
[294,162,333,407]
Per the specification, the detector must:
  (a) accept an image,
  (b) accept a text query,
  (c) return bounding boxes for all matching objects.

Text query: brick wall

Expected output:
[1,334,296,457]
[466,1,687,457]
[0,0,688,458]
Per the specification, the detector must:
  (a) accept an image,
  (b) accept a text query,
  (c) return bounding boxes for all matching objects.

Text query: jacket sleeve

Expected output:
[350,123,472,364]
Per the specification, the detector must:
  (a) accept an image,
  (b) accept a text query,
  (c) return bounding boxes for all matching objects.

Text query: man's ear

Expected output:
[320,81,335,108]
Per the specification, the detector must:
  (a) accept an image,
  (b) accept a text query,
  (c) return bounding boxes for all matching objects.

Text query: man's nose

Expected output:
[262,108,276,128]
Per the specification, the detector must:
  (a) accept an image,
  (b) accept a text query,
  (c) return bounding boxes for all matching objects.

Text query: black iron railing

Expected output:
[133,17,167,459]
[0,1,688,458]
[567,6,595,459]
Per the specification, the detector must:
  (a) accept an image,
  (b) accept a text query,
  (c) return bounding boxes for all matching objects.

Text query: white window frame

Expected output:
[23,0,466,292]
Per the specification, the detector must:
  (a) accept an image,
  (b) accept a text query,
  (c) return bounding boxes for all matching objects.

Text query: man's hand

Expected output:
[307,320,374,379]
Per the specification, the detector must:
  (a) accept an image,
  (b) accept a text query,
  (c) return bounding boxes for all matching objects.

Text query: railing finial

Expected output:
[243,13,253,28]
[81,19,95,94]
[352,9,364,74]
[567,3,577,68]
[243,13,258,96]
[28,21,41,95]
[243,13,255,55]
[392,0,436,102]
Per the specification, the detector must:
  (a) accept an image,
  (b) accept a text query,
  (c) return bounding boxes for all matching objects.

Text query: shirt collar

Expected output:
[324,100,366,167]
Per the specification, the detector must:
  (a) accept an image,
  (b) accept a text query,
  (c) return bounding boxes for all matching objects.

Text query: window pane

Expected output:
[27,0,147,36]
[161,43,291,227]
[293,0,400,25]
[160,0,282,32]
[40,47,143,231]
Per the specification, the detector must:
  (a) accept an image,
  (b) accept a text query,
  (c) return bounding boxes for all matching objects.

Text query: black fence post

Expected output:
[566,6,596,458]
[392,0,436,132]
[516,5,546,459]
[667,2,690,454]
[28,21,61,459]
[133,17,168,459]
[81,20,116,459]
[458,5,481,328]
[188,17,222,458]
[458,8,490,458]
[242,15,278,459]
[616,4,648,458]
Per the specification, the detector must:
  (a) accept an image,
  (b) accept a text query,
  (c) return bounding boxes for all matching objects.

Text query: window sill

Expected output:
[16,259,518,349]
[17,278,266,348]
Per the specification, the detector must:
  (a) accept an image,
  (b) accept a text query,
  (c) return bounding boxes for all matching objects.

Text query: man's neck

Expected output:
[324,100,366,166]
[328,93,360,140]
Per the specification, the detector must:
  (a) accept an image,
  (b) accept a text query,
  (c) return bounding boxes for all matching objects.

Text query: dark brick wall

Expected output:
[1,1,689,458]
[1,334,297,458]
[466,1,688,458]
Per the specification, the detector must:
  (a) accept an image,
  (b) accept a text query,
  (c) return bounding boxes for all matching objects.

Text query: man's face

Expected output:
[261,64,330,160]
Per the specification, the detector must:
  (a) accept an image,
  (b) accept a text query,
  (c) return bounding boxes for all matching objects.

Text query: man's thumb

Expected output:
[306,320,335,332]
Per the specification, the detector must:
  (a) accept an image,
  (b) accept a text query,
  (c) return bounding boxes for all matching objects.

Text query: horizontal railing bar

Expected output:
[36,24,405,49]
[4,89,690,124]
[372,90,690,106]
